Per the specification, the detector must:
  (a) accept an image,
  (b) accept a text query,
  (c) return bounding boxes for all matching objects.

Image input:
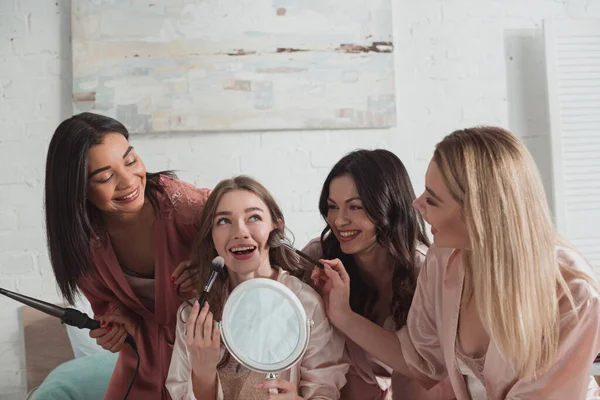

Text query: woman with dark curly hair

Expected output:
[305,149,454,400]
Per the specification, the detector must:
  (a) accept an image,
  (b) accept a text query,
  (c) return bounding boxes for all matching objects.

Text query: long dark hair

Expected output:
[189,175,304,368]
[318,149,429,329]
[44,112,174,304]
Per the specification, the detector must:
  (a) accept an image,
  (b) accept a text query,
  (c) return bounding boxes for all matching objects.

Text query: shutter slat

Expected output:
[545,20,600,276]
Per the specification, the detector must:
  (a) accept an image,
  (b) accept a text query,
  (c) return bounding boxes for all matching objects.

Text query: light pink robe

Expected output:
[79,176,210,400]
[303,239,455,400]
[166,269,349,400]
[398,245,600,400]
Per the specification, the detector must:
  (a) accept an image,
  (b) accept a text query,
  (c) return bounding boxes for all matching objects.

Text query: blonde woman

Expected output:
[314,127,600,399]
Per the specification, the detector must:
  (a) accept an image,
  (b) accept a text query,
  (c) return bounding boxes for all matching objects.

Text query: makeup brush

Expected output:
[279,239,325,269]
[197,256,225,305]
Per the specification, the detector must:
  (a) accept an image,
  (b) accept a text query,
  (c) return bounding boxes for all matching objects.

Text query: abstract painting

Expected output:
[72,0,396,133]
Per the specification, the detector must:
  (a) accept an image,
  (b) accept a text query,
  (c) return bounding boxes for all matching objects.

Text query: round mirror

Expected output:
[220,278,310,374]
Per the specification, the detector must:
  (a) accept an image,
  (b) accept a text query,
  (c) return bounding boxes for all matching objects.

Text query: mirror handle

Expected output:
[265,372,279,394]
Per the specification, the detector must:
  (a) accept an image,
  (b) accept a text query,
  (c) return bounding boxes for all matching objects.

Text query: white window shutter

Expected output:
[544,19,600,273]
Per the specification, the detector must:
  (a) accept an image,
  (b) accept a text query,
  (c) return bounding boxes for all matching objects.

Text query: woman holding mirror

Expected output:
[319,127,600,399]
[166,176,348,400]
[305,149,454,400]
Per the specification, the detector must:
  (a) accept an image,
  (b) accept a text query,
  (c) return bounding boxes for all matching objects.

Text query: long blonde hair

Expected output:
[434,126,595,379]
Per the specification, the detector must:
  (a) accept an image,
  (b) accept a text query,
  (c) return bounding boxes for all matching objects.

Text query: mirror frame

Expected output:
[219,278,311,373]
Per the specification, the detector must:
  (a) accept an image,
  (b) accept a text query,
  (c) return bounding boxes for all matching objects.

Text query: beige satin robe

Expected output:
[303,239,455,400]
[397,245,600,400]
[165,269,349,399]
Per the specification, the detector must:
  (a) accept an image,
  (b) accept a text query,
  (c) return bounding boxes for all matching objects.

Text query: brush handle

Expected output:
[197,290,209,306]
[280,241,325,269]
[294,249,325,269]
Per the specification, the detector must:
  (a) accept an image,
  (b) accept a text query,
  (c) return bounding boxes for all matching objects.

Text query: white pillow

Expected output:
[65,297,108,358]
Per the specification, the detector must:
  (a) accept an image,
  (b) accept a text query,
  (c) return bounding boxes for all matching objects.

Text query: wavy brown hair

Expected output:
[188,175,304,368]
[318,149,429,329]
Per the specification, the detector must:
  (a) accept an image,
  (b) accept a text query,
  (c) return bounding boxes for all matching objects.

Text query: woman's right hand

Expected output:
[186,301,221,375]
[310,265,327,289]
[319,258,353,328]
[89,304,140,353]
[89,320,128,353]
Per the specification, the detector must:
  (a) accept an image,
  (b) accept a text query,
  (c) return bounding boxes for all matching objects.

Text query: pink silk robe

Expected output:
[166,269,349,399]
[398,245,600,400]
[79,176,210,400]
[303,239,455,400]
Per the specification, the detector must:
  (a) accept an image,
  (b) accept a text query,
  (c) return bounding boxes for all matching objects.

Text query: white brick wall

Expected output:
[1,0,599,397]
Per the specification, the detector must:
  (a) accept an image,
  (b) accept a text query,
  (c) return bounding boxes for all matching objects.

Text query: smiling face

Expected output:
[326,174,378,256]
[412,160,470,249]
[211,189,276,284]
[86,132,147,215]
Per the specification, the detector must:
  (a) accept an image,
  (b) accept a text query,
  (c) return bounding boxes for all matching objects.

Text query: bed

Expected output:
[22,302,117,400]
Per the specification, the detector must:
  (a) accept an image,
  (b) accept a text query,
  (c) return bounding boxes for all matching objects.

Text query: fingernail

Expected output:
[170,276,175,283]
[106,325,112,332]
[100,320,107,327]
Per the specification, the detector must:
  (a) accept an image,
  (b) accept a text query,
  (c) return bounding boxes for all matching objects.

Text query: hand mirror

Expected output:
[218,278,312,394]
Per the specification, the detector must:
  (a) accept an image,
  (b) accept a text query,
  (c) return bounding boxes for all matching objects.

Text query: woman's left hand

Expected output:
[256,379,306,399]
[171,260,200,296]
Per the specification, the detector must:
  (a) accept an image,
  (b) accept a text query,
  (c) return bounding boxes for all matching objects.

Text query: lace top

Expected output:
[219,357,264,400]
[455,329,487,399]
